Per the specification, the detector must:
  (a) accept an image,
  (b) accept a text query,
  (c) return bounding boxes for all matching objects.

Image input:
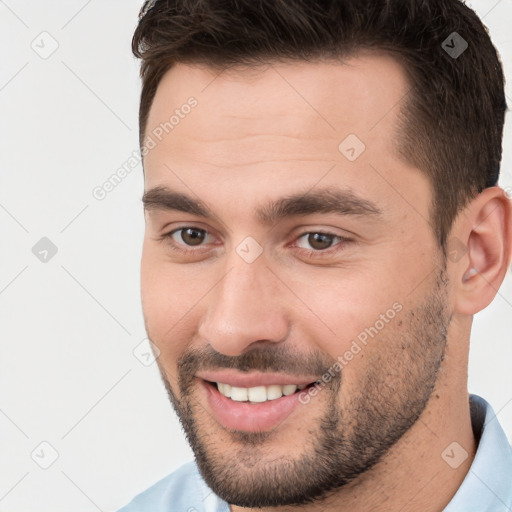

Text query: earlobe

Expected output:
[453,187,512,315]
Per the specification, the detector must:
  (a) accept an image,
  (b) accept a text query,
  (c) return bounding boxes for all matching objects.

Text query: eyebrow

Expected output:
[142,185,383,224]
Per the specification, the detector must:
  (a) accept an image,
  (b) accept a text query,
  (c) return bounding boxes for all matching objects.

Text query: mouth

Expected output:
[199,378,320,432]
[207,380,315,403]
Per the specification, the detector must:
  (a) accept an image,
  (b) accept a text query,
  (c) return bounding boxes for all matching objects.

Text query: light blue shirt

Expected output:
[117,394,512,511]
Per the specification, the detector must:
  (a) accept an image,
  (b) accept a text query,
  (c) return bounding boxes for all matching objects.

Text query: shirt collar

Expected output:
[444,394,512,511]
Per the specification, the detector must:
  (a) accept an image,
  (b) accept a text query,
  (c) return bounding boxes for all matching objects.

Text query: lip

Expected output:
[196,370,319,388]
[198,378,314,432]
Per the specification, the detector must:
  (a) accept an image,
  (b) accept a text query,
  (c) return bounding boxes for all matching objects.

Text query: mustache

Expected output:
[177,343,338,386]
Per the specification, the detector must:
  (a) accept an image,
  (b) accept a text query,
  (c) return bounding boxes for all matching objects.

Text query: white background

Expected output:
[0,1,511,511]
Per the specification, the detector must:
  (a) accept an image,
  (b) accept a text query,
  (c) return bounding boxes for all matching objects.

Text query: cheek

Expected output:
[140,246,203,364]
[289,271,414,402]
[287,267,404,358]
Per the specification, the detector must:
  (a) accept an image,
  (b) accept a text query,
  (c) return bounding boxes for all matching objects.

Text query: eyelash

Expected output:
[160,226,351,258]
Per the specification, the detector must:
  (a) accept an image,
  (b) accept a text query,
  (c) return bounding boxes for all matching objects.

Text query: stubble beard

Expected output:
[155,265,451,507]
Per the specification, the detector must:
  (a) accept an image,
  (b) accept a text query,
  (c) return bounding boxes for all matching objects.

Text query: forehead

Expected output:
[144,52,410,167]
[142,53,430,222]
[147,53,408,140]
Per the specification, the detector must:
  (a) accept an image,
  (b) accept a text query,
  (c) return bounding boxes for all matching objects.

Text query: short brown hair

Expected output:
[132,0,507,251]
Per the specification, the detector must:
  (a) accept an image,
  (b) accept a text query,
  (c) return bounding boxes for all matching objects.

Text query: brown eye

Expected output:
[163,226,217,255]
[179,228,206,246]
[303,232,337,251]
[293,231,350,257]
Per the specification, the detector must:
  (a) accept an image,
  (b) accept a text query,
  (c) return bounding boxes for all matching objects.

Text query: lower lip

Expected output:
[200,380,307,432]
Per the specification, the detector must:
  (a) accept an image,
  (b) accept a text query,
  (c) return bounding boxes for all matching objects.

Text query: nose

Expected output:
[197,250,290,357]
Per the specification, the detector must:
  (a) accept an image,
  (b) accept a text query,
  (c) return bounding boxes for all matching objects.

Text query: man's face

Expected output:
[140,54,453,507]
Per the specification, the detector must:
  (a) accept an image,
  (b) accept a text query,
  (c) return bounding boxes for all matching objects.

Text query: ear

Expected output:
[451,186,512,315]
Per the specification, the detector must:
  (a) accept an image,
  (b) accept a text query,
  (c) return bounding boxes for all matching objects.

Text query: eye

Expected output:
[294,231,348,255]
[172,227,208,246]
[161,226,350,258]
[163,226,215,254]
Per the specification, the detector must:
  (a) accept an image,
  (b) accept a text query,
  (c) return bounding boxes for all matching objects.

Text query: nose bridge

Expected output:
[198,247,289,356]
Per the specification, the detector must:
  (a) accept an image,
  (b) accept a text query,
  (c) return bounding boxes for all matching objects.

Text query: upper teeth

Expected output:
[216,383,307,402]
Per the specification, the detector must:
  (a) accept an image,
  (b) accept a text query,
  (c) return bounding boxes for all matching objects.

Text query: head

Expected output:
[133,0,511,508]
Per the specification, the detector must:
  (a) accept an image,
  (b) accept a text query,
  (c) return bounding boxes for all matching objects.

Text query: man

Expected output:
[119,0,512,510]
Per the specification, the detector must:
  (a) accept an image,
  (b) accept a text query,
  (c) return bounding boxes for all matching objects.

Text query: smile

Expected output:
[215,382,308,403]
[198,377,321,432]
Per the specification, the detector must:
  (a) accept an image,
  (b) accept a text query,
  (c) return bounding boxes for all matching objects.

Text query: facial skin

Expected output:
[140,53,512,511]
